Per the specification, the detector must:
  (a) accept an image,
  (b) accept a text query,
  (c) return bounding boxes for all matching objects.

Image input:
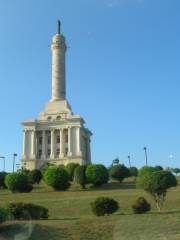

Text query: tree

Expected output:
[0,172,7,189]
[43,166,70,191]
[128,167,138,177]
[172,168,180,176]
[74,165,87,189]
[109,164,129,182]
[28,169,42,184]
[137,166,157,189]
[86,164,109,186]
[154,166,163,171]
[5,172,33,193]
[143,171,177,211]
[65,163,79,181]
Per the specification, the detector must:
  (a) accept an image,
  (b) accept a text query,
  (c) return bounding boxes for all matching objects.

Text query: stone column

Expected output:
[51,31,67,102]
[59,129,64,158]
[50,129,55,159]
[22,130,27,159]
[68,127,72,156]
[31,131,36,159]
[41,130,46,159]
[76,127,82,156]
[87,138,91,163]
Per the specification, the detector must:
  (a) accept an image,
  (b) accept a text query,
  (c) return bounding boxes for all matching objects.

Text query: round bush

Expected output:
[86,164,109,186]
[132,197,151,214]
[28,169,42,184]
[43,166,70,190]
[5,172,33,193]
[74,165,87,189]
[109,164,129,182]
[6,202,48,220]
[137,166,157,189]
[65,163,79,181]
[0,172,7,189]
[91,197,119,216]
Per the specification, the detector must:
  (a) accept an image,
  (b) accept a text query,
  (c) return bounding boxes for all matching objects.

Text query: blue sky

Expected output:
[0,0,179,171]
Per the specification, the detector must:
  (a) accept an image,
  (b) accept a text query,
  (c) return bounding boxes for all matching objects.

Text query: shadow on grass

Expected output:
[88,182,136,191]
[0,222,71,240]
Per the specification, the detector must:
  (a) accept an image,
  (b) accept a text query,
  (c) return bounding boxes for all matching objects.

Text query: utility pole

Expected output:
[13,153,18,172]
[143,147,148,166]
[128,155,131,167]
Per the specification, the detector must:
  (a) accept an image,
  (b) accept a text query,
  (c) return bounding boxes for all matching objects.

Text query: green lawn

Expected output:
[1,179,180,240]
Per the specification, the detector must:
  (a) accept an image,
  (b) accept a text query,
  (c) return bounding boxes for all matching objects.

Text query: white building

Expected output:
[21,21,92,170]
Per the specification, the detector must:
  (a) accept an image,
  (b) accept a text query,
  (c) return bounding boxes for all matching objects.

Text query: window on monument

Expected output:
[38,149,42,158]
[47,149,51,157]
[47,116,52,120]
[56,116,61,120]
[65,135,68,143]
[39,137,42,145]
[56,148,60,156]
[48,136,51,144]
[57,136,60,143]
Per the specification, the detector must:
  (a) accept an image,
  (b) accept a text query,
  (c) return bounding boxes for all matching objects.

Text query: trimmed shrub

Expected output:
[128,167,138,177]
[74,165,87,189]
[43,166,70,190]
[6,202,48,220]
[28,169,42,184]
[132,197,151,214]
[5,172,33,193]
[109,164,129,182]
[65,163,79,181]
[0,172,7,189]
[137,166,157,189]
[143,171,177,211]
[86,164,109,186]
[0,208,7,224]
[91,197,119,216]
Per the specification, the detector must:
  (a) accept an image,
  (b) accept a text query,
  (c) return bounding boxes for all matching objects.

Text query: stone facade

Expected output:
[21,23,92,170]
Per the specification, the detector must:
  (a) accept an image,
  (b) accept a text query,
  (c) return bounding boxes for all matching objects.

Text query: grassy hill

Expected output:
[1,178,180,240]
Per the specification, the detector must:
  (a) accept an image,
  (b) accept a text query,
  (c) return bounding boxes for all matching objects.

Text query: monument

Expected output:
[21,21,92,170]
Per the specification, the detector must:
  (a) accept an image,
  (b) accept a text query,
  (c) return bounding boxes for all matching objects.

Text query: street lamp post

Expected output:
[13,153,18,172]
[143,147,148,166]
[0,156,5,172]
[128,155,131,167]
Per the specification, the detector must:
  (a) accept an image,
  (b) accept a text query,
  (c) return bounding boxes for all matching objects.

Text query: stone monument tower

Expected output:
[21,21,92,170]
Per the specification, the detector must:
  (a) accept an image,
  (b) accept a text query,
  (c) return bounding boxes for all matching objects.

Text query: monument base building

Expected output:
[21,22,92,170]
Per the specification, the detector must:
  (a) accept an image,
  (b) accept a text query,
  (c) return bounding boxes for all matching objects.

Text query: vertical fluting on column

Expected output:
[22,130,27,159]
[68,127,72,156]
[42,131,46,159]
[60,129,64,158]
[51,31,67,102]
[50,129,55,159]
[31,131,36,159]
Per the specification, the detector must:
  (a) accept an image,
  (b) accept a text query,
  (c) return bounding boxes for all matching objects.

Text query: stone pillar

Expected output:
[31,131,36,159]
[22,130,27,159]
[68,127,72,156]
[50,129,55,159]
[41,131,46,159]
[51,31,67,102]
[87,138,91,163]
[76,127,82,156]
[59,129,64,158]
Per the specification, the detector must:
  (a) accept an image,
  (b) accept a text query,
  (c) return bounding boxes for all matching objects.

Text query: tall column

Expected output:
[68,127,72,156]
[51,21,67,102]
[41,130,46,159]
[59,129,64,158]
[22,130,27,159]
[50,129,55,159]
[76,127,82,156]
[31,130,36,159]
